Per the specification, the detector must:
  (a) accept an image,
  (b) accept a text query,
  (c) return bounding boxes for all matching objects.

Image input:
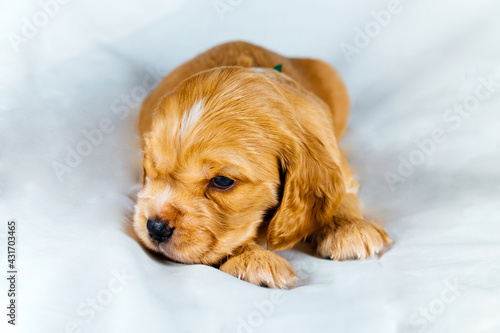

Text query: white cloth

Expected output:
[1,1,499,332]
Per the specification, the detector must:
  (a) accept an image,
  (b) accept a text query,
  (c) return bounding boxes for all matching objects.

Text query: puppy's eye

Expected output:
[210,176,235,189]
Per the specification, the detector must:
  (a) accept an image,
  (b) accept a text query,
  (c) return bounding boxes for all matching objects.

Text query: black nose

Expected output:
[146,219,174,243]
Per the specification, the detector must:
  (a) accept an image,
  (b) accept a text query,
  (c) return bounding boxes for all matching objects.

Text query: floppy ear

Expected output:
[267,131,346,250]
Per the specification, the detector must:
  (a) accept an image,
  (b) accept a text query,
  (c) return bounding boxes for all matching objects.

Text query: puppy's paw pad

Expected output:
[313,218,392,261]
[220,250,297,289]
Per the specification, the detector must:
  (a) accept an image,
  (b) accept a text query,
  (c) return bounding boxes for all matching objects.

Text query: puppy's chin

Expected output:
[144,239,243,266]
[157,243,222,265]
[156,232,225,265]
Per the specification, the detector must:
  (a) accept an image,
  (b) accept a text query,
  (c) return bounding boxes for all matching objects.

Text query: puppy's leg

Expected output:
[312,193,392,260]
[220,242,297,288]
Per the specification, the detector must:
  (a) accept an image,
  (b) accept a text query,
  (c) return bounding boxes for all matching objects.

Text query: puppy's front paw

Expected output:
[312,218,392,261]
[220,245,297,289]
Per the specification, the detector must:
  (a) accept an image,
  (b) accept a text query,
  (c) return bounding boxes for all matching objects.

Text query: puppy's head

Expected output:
[133,67,345,265]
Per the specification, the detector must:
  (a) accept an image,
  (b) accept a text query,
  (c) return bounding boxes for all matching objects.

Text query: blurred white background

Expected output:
[1,1,500,332]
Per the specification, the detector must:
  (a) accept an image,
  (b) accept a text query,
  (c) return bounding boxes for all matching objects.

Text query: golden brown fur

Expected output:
[133,41,391,288]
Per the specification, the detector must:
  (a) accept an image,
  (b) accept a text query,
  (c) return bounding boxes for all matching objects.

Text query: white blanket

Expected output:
[1,1,500,332]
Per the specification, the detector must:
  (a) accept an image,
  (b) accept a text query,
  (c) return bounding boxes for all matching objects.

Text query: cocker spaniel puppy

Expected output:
[133,41,391,288]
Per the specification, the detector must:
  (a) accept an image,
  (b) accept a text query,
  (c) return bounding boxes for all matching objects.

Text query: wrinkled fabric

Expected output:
[1,1,499,332]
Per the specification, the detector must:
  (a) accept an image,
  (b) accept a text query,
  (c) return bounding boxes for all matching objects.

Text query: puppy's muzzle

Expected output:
[147,218,174,243]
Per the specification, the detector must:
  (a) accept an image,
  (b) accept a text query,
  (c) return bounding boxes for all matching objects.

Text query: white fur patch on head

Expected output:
[179,99,204,138]
[155,185,174,212]
[250,67,266,72]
